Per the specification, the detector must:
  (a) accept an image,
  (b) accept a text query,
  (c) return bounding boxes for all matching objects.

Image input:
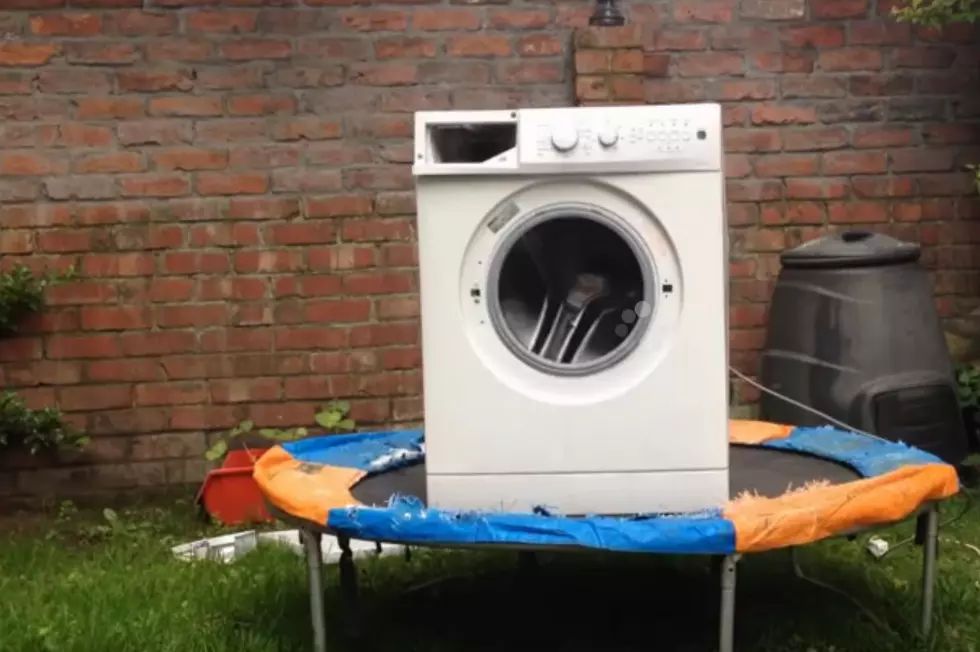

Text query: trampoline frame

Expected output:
[267,502,940,652]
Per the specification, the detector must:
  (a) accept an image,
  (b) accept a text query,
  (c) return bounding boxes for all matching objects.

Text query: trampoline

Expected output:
[254,419,959,652]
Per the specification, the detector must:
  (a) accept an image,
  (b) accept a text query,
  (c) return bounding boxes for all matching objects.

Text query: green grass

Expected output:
[3,493,980,652]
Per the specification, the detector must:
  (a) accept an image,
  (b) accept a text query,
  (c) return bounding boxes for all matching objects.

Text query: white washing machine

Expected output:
[412,104,730,516]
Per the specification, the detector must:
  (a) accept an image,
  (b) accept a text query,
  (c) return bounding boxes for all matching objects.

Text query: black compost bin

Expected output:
[759,229,968,464]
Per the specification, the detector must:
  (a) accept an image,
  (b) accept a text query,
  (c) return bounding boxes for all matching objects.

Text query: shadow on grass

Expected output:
[230,544,928,652]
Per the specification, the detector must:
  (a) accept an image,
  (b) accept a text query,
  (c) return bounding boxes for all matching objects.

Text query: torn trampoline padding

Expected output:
[253,422,960,556]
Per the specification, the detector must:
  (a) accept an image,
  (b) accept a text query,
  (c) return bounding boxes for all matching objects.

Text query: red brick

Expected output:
[211,378,281,404]
[782,127,849,151]
[147,38,213,62]
[0,153,67,176]
[712,80,777,101]
[781,25,845,47]
[82,253,155,277]
[265,222,335,245]
[784,179,849,200]
[448,35,512,57]
[413,8,481,31]
[197,172,269,196]
[118,70,194,93]
[80,306,151,331]
[754,154,820,177]
[230,144,301,171]
[187,10,257,33]
[60,385,132,412]
[66,43,139,65]
[750,51,814,73]
[36,229,90,254]
[188,223,260,248]
[195,119,266,143]
[822,151,888,175]
[852,176,915,198]
[342,10,408,31]
[74,152,145,174]
[221,39,292,60]
[29,13,101,36]
[376,37,438,59]
[517,34,562,57]
[149,96,222,117]
[853,125,915,148]
[47,334,122,360]
[154,305,229,329]
[234,250,304,273]
[751,104,818,125]
[740,0,806,19]
[153,0,221,6]
[308,246,377,271]
[377,297,420,320]
[228,93,297,116]
[818,48,883,71]
[890,149,956,172]
[272,169,342,192]
[77,98,144,120]
[229,197,301,220]
[163,252,230,275]
[673,0,735,22]
[0,43,60,67]
[811,0,869,18]
[120,174,191,198]
[74,202,148,225]
[271,117,342,141]
[828,201,889,223]
[152,148,228,171]
[136,382,209,407]
[106,10,178,35]
[488,9,549,29]
[0,231,32,255]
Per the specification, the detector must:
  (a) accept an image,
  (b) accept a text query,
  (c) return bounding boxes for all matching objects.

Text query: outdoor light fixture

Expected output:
[589,0,626,26]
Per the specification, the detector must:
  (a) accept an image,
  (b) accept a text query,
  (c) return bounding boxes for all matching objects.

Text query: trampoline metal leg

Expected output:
[719,554,739,652]
[301,529,327,652]
[920,505,939,638]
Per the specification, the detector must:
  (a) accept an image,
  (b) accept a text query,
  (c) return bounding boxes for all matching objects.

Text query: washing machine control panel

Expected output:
[518,104,723,173]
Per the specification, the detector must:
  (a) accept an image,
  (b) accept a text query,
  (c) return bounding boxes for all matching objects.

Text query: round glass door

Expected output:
[486,203,656,376]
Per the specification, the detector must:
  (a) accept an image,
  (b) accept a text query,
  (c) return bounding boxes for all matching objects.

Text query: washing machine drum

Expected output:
[488,206,654,376]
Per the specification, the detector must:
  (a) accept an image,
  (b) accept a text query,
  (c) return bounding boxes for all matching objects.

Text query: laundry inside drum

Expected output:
[491,213,652,374]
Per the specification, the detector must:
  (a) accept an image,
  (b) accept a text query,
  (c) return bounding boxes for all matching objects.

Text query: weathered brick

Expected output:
[0,43,60,67]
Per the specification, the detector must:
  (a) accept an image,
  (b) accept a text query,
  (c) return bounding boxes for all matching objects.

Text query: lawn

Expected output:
[2,493,980,652]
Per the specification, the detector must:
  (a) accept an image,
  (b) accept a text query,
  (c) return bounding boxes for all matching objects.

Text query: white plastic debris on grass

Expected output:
[171,529,405,564]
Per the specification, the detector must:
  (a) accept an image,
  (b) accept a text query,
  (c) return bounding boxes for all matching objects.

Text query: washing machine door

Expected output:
[462,177,681,386]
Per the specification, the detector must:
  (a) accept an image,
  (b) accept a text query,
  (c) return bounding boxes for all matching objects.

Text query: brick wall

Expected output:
[573,7,980,401]
[0,0,977,503]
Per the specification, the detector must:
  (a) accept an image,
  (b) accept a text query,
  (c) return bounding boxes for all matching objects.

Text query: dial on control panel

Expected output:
[550,124,579,152]
[597,126,619,148]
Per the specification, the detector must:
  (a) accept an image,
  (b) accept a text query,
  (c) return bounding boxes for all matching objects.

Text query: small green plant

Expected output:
[0,391,88,454]
[892,0,980,27]
[0,264,75,335]
[955,364,980,408]
[204,401,357,462]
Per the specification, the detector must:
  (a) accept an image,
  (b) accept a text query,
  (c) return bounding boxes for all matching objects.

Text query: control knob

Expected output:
[550,124,579,152]
[597,126,619,148]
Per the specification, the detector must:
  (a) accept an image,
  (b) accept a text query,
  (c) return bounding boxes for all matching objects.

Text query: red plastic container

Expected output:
[196,447,275,526]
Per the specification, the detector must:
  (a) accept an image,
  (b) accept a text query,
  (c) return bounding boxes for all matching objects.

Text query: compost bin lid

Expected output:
[779,230,921,269]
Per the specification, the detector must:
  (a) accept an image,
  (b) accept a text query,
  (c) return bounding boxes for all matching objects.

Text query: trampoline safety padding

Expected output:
[254,419,959,652]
